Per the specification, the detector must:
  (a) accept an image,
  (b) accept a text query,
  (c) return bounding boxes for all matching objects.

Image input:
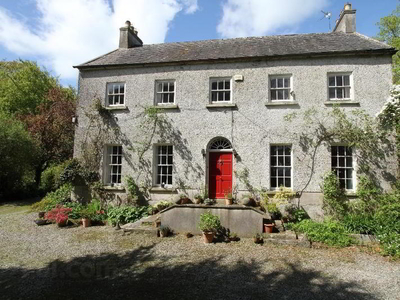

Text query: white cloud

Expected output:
[0,0,198,80]
[217,0,328,38]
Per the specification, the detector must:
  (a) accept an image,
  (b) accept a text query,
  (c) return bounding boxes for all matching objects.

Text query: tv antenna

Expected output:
[320,10,332,30]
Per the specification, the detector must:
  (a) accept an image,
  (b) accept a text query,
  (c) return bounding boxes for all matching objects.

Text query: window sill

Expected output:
[149,187,177,193]
[105,106,128,111]
[324,101,360,106]
[265,101,299,107]
[206,103,237,109]
[154,104,179,110]
[102,185,125,191]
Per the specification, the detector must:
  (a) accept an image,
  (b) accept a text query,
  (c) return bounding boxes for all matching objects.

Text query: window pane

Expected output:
[167,176,172,185]
[108,85,113,95]
[114,85,119,94]
[225,81,230,90]
[211,91,217,102]
[285,168,291,176]
[218,81,223,89]
[278,178,284,187]
[277,78,283,88]
[120,85,124,94]
[285,178,291,187]
[338,147,345,155]
[346,180,353,190]
[225,91,230,101]
[346,147,352,155]
[329,88,336,99]
[168,166,173,174]
[336,76,343,86]
[120,95,124,104]
[108,95,114,105]
[278,168,284,176]
[285,156,291,166]
[169,82,174,92]
[283,90,289,99]
[346,157,352,167]
[285,147,291,155]
[271,177,277,188]
[163,82,168,92]
[284,78,289,88]
[118,155,122,164]
[278,90,283,100]
[162,156,166,164]
[344,87,350,98]
[331,157,337,167]
[162,176,167,184]
[278,157,284,166]
[271,90,277,100]
[169,93,174,103]
[329,76,335,87]
[271,156,277,166]
[212,81,217,90]
[167,146,173,154]
[218,91,224,101]
[271,79,276,88]
[337,88,343,98]
[278,147,284,155]
[163,93,168,103]
[157,83,163,92]
[339,179,345,189]
[339,157,345,167]
[344,75,350,86]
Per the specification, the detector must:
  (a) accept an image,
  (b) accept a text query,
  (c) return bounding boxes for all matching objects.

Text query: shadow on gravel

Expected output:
[1,244,378,300]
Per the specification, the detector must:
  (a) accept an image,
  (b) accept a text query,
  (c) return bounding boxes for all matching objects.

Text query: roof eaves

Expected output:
[73,49,119,68]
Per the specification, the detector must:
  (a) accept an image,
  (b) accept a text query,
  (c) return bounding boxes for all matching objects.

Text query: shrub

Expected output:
[198,211,221,232]
[107,206,151,226]
[63,201,84,219]
[273,186,295,203]
[377,231,400,258]
[45,205,72,225]
[153,201,174,212]
[284,205,309,223]
[40,160,71,193]
[31,184,73,212]
[321,172,348,220]
[342,213,377,234]
[292,219,354,247]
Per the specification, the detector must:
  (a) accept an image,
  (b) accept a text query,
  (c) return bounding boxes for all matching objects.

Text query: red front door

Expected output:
[209,152,233,199]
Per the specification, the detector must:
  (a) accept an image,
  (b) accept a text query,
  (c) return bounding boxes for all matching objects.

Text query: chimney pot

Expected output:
[125,20,131,27]
[344,3,352,10]
[119,20,143,48]
[333,2,356,33]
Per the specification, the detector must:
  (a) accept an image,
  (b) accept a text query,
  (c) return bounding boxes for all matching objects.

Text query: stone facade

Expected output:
[73,54,395,217]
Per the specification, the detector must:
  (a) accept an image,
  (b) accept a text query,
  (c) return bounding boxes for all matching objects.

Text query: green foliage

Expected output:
[198,211,221,232]
[292,219,354,247]
[342,213,377,235]
[153,201,174,212]
[0,60,58,115]
[377,231,400,258]
[321,172,348,220]
[31,184,73,212]
[63,202,84,219]
[273,186,295,203]
[0,112,38,199]
[59,159,98,185]
[376,5,400,84]
[107,206,151,226]
[40,160,71,194]
[355,176,382,213]
[284,205,310,223]
[125,176,140,204]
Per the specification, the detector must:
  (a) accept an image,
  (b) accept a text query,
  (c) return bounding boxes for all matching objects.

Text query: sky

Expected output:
[0,0,397,87]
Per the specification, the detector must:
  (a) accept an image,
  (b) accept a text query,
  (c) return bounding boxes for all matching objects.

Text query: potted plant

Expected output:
[253,233,263,244]
[198,210,221,243]
[45,205,72,227]
[224,189,233,205]
[266,203,281,220]
[264,223,275,233]
[194,194,203,204]
[178,194,191,204]
[159,225,171,237]
[80,208,93,228]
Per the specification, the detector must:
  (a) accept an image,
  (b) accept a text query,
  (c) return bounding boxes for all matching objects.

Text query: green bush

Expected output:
[64,201,84,219]
[321,172,348,220]
[284,205,310,223]
[40,160,71,193]
[153,201,174,212]
[31,184,72,212]
[292,219,354,247]
[107,206,151,226]
[377,231,400,258]
[342,213,377,234]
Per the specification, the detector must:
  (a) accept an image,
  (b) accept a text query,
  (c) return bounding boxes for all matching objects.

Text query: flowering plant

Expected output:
[45,205,72,225]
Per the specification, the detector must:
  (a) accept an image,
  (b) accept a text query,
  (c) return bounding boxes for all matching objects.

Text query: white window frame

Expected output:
[270,144,293,190]
[209,77,232,103]
[104,145,123,185]
[331,145,356,191]
[153,144,174,187]
[106,82,126,107]
[269,75,293,101]
[155,80,176,105]
[327,72,353,101]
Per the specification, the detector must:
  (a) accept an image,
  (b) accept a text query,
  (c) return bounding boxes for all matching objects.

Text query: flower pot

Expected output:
[82,218,91,228]
[202,232,214,243]
[264,224,275,233]
[57,220,68,227]
[225,198,233,205]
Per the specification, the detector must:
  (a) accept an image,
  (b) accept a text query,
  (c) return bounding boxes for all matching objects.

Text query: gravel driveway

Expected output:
[0,204,399,300]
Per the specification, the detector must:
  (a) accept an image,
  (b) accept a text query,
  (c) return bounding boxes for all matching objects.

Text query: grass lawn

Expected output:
[0,202,399,300]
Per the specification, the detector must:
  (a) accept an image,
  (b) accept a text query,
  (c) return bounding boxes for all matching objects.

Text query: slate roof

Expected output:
[75,32,395,69]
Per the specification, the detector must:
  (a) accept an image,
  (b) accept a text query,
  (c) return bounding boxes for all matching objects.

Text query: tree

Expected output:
[376,5,400,84]
[22,87,77,187]
[0,60,58,115]
[0,112,38,200]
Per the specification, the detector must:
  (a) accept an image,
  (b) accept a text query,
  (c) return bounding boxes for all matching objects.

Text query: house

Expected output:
[73,3,397,221]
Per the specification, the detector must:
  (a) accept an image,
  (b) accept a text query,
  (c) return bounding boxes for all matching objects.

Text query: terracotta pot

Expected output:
[225,198,233,205]
[82,218,91,228]
[264,224,275,233]
[202,232,214,243]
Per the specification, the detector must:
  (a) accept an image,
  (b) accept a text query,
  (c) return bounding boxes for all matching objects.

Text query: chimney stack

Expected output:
[333,3,356,33]
[119,20,143,48]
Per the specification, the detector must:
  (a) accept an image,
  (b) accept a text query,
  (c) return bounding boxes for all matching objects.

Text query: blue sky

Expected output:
[0,0,397,87]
